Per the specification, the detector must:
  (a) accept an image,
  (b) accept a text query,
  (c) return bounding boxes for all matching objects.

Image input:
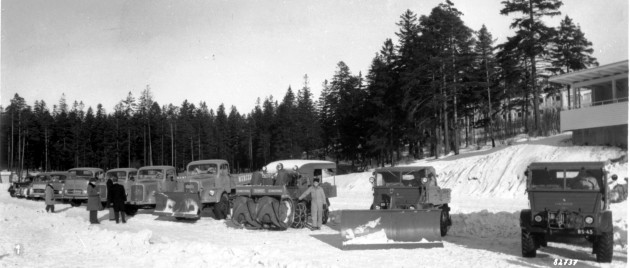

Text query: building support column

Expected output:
[612,80,617,101]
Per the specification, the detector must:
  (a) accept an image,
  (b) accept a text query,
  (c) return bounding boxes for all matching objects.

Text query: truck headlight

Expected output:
[374,205,380,210]
[585,216,594,224]
[534,215,543,222]
[208,190,215,196]
[409,206,415,210]
[422,177,428,183]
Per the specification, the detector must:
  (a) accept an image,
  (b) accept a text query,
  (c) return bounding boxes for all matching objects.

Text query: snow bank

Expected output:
[450,210,521,239]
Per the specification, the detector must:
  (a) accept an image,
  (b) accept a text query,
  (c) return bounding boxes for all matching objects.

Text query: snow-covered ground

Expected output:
[0,133,627,267]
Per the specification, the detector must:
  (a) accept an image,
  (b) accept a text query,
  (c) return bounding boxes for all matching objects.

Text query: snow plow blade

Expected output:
[339,209,443,250]
[154,192,201,219]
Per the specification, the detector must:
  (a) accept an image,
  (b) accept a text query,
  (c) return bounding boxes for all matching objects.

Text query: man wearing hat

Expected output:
[86,176,102,224]
[109,176,127,224]
[298,177,327,230]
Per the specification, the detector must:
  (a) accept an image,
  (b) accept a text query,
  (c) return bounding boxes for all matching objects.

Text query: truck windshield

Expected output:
[34,176,50,182]
[69,170,93,179]
[107,171,129,181]
[375,169,425,187]
[530,169,602,190]
[50,175,66,182]
[138,169,164,180]
[188,164,218,175]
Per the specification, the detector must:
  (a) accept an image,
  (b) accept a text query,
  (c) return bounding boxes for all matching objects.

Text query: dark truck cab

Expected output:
[520,161,615,262]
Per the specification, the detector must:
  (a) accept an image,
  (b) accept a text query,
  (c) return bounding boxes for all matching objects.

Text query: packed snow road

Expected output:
[0,134,627,267]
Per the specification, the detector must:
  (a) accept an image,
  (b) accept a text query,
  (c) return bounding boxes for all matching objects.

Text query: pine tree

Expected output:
[501,0,563,135]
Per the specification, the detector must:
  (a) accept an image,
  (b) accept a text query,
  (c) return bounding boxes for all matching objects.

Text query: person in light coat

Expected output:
[86,177,103,224]
[298,178,327,230]
[44,182,55,213]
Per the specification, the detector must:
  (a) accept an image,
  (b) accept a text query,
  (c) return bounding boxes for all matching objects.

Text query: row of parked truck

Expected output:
[7,159,622,263]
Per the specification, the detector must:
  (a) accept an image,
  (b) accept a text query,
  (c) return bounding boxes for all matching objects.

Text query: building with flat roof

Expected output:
[548,60,628,147]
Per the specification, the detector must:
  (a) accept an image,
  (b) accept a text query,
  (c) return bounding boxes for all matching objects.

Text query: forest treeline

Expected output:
[1,0,598,173]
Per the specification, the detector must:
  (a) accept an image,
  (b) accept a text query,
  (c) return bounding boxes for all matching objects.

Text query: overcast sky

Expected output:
[1,0,628,114]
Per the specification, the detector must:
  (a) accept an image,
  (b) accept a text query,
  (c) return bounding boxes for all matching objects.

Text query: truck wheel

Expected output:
[594,232,613,263]
[533,234,547,248]
[70,200,81,207]
[213,193,230,220]
[291,202,308,229]
[322,206,329,225]
[124,205,138,216]
[440,209,450,237]
[277,198,295,230]
[521,230,537,258]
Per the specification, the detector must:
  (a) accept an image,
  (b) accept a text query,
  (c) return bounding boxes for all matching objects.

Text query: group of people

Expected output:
[43,174,128,224]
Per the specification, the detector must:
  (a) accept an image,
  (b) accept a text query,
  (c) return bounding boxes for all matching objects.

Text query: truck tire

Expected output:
[521,230,537,258]
[533,234,547,248]
[291,202,308,229]
[594,232,613,263]
[124,205,138,216]
[440,204,451,237]
[440,209,450,236]
[277,198,295,230]
[213,193,230,220]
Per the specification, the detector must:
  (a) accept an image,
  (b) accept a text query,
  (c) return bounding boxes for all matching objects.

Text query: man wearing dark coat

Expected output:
[274,163,290,186]
[109,177,127,224]
[106,175,115,220]
[250,169,263,186]
[86,177,102,224]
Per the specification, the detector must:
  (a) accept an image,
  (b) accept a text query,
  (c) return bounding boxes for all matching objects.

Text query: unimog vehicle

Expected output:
[97,168,138,206]
[127,165,177,215]
[520,161,615,263]
[65,167,104,206]
[154,159,252,220]
[231,160,337,230]
[339,166,452,249]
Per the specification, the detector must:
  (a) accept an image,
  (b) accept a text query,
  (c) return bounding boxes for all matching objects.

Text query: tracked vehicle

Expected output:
[339,166,451,249]
[520,161,615,263]
[231,160,337,230]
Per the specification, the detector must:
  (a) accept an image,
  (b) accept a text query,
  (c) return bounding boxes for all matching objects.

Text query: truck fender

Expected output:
[598,210,613,233]
[520,209,532,229]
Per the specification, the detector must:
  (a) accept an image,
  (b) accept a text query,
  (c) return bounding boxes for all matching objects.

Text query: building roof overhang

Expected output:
[548,60,628,86]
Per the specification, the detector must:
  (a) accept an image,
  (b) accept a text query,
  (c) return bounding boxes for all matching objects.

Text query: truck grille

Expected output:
[66,189,83,195]
[184,182,199,193]
[131,185,144,201]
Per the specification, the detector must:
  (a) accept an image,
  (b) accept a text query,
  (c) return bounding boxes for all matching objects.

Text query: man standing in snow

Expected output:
[87,177,102,224]
[44,182,55,213]
[298,178,327,230]
[106,175,116,221]
[109,177,127,224]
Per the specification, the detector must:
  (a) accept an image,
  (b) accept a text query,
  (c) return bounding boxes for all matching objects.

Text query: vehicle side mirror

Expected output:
[611,174,618,181]
[523,170,529,177]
